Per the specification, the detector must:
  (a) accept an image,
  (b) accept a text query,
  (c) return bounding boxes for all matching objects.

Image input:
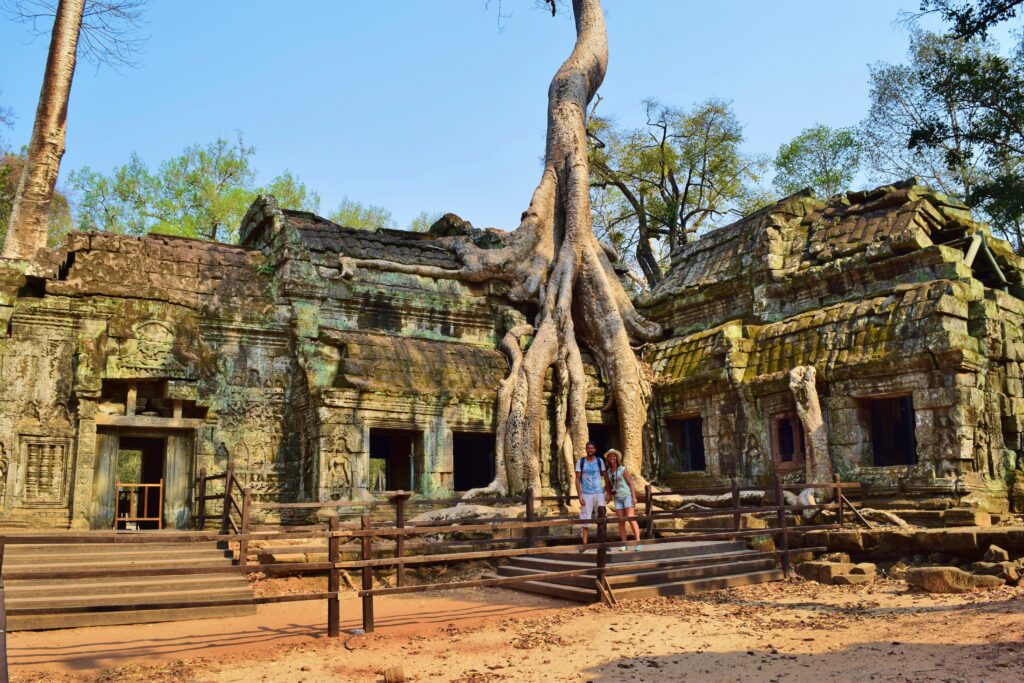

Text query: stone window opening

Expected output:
[862,395,918,466]
[666,416,706,472]
[771,412,805,471]
[452,432,495,492]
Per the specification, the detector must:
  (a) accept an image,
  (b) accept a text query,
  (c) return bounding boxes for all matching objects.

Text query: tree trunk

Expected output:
[2,0,85,261]
[789,365,833,483]
[345,0,661,497]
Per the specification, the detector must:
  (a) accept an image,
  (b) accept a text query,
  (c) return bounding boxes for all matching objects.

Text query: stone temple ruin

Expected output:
[0,179,1022,530]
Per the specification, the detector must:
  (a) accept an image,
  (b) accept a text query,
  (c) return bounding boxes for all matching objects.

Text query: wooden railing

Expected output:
[0,476,860,679]
[114,480,164,530]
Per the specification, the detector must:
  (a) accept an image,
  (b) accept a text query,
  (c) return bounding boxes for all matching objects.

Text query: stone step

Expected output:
[2,539,255,631]
[6,585,253,609]
[536,540,746,563]
[3,548,231,566]
[492,576,596,602]
[3,541,225,555]
[4,573,248,598]
[612,568,784,600]
[505,548,767,574]
[3,555,231,574]
[497,555,776,589]
[6,604,256,632]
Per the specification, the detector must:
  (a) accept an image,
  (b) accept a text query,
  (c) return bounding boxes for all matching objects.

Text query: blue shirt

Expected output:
[575,457,606,495]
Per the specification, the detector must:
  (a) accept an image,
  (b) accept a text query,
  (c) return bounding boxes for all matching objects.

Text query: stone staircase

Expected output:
[2,540,256,630]
[495,540,783,602]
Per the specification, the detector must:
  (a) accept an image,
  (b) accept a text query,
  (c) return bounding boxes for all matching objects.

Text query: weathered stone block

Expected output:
[983,544,1010,562]
[905,566,1004,593]
[833,573,872,586]
[797,561,855,584]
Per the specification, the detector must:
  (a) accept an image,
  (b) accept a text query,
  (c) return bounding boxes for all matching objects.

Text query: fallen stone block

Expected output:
[797,561,854,584]
[905,566,1005,593]
[833,574,872,586]
[983,545,1010,563]
[944,509,991,528]
[821,552,851,564]
[971,561,1020,584]
[850,562,877,578]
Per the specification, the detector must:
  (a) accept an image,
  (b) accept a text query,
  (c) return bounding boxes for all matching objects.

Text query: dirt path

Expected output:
[10,579,1024,682]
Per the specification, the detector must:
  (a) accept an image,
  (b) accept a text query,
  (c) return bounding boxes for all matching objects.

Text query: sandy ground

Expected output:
[9,578,1024,682]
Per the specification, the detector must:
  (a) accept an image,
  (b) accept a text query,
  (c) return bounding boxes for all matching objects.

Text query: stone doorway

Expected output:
[368,429,422,493]
[116,436,165,529]
[452,432,495,492]
[92,429,195,529]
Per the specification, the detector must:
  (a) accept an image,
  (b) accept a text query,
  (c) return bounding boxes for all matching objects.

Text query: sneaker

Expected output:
[635,545,644,551]
[619,546,628,552]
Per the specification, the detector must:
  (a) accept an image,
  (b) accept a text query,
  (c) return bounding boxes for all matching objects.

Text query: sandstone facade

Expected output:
[0,180,1021,529]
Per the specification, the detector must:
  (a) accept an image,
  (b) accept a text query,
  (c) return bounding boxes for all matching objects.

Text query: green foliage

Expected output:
[408,210,442,233]
[69,134,321,243]
[588,98,768,289]
[908,32,1024,250]
[919,0,1022,39]
[328,197,395,231]
[772,125,862,198]
[864,28,1024,250]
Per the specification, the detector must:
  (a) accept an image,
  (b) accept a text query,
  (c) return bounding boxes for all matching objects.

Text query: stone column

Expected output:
[90,430,118,529]
[164,431,194,529]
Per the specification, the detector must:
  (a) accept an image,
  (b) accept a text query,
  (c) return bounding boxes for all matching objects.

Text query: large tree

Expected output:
[70,136,320,242]
[344,0,660,496]
[1,0,146,259]
[918,0,1022,38]
[588,99,767,290]
[328,198,395,231]
[773,125,862,198]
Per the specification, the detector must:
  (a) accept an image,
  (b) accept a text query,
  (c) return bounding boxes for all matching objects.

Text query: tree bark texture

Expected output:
[2,0,85,261]
[789,365,833,484]
[345,0,660,497]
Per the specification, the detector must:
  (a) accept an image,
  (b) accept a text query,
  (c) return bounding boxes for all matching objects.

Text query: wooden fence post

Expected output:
[731,477,741,533]
[0,538,7,683]
[220,464,234,535]
[394,492,407,588]
[595,505,608,603]
[196,468,207,530]
[327,516,340,637]
[834,474,845,526]
[644,484,654,539]
[239,487,252,566]
[774,475,790,577]
[361,514,375,633]
[525,487,536,548]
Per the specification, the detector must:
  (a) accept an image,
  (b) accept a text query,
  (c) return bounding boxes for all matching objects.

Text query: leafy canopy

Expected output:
[772,125,862,198]
[328,197,395,231]
[69,135,320,243]
[588,98,768,289]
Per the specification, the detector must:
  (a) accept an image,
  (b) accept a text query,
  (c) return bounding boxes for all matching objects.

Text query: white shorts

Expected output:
[579,492,606,526]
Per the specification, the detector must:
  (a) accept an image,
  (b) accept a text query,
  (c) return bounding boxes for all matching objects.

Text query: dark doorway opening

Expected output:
[369,429,421,492]
[116,436,165,529]
[666,417,706,472]
[771,412,806,470]
[452,432,496,492]
[866,396,917,466]
[587,423,618,457]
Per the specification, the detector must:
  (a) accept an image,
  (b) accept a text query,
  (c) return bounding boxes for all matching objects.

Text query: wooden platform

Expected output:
[2,539,256,631]
[495,540,783,602]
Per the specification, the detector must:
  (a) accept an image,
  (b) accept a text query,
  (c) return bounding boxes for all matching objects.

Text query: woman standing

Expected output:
[605,450,642,551]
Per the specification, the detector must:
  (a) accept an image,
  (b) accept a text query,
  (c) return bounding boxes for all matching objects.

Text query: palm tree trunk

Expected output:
[2,0,85,261]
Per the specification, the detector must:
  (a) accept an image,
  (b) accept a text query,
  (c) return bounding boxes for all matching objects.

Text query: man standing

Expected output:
[575,440,610,548]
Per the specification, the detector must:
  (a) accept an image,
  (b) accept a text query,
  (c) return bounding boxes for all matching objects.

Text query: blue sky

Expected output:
[0,1,1009,231]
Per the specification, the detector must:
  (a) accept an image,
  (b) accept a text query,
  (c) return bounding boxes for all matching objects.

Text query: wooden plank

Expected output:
[359,567,597,597]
